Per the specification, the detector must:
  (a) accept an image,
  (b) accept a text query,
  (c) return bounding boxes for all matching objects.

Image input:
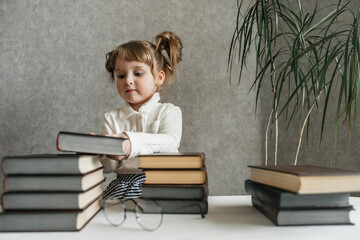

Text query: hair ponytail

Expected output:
[105,50,117,81]
[155,31,183,86]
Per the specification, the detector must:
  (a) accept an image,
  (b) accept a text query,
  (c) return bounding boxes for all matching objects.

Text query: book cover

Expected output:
[143,170,207,185]
[248,165,360,194]
[1,184,103,210]
[3,168,104,192]
[251,196,353,226]
[134,199,208,215]
[57,131,125,155]
[0,199,101,232]
[120,152,206,170]
[2,154,101,175]
[245,180,350,208]
[141,184,209,200]
[249,165,360,176]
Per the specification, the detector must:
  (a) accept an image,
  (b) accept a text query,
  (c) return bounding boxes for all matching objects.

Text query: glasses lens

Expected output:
[103,199,126,226]
[135,199,163,231]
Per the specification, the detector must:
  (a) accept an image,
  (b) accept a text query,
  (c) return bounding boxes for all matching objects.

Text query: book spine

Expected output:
[0,200,101,232]
[2,193,79,210]
[141,185,208,200]
[245,180,281,208]
[56,132,61,151]
[251,196,279,225]
[1,194,5,210]
[0,212,78,232]
[3,177,8,192]
[144,170,206,184]
[4,176,84,192]
[1,159,5,175]
[138,200,208,214]
[1,157,84,175]
[2,189,103,210]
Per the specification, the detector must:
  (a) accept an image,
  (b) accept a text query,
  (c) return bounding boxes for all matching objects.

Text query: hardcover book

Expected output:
[2,154,101,175]
[1,184,103,210]
[121,152,206,170]
[141,184,209,200]
[251,196,353,226]
[143,170,207,185]
[3,168,104,192]
[245,180,350,208]
[248,165,360,194]
[134,199,208,215]
[0,200,101,232]
[57,131,125,155]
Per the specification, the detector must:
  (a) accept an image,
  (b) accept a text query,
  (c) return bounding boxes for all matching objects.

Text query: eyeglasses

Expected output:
[102,199,163,231]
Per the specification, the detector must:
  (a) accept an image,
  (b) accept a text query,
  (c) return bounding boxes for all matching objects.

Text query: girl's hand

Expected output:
[105,133,131,161]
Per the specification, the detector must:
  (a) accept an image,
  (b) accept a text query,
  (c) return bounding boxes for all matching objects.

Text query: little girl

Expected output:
[100,31,183,199]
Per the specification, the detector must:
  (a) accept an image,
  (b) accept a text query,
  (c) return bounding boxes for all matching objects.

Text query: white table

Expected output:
[1,196,359,240]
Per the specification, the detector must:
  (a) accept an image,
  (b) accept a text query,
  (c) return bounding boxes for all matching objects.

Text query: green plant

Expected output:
[228,0,360,165]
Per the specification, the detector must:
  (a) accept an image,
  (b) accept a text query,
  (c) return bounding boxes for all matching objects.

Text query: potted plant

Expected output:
[228,0,359,165]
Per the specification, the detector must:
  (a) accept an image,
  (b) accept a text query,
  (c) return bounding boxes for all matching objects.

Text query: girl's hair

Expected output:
[105,31,183,89]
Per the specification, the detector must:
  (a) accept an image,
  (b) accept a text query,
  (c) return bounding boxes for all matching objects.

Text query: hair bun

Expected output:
[156,31,183,68]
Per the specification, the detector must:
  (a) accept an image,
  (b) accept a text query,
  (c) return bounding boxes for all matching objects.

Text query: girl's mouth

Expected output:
[126,89,136,93]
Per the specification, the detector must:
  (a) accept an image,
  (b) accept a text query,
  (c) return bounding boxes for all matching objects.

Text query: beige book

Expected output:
[249,165,360,194]
[144,170,207,184]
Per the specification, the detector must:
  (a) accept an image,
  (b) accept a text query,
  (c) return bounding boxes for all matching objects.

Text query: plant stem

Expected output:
[271,62,278,166]
[275,106,279,166]
[294,89,324,165]
[265,109,273,166]
[294,104,314,165]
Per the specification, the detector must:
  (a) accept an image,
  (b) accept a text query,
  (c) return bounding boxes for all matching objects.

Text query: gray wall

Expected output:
[0,0,359,198]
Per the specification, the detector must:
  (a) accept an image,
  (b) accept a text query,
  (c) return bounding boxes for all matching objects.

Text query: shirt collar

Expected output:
[119,92,160,120]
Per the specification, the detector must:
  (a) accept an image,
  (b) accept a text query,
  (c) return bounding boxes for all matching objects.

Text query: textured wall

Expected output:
[0,0,359,198]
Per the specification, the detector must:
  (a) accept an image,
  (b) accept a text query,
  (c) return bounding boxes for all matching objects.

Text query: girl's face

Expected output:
[115,57,164,111]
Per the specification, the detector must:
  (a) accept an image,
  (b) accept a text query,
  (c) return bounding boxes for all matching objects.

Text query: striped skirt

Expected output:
[102,173,146,200]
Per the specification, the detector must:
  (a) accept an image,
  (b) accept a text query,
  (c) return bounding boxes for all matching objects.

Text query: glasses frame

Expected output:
[167,203,206,218]
[102,199,164,232]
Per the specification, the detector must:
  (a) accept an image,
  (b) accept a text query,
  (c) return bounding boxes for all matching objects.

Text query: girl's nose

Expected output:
[125,74,134,85]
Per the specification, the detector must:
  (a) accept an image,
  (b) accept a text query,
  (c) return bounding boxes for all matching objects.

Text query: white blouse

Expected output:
[100,92,182,173]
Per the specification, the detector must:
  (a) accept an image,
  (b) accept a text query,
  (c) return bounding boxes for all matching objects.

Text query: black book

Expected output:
[141,184,209,200]
[251,196,353,226]
[245,179,350,208]
[3,168,104,192]
[134,199,208,215]
[1,184,103,210]
[0,200,101,232]
[2,154,102,175]
[57,131,125,155]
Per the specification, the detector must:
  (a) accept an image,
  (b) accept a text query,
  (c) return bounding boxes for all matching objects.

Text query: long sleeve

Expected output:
[125,107,182,158]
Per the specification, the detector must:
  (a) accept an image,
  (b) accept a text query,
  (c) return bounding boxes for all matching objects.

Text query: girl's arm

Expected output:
[99,107,182,172]
[125,107,182,158]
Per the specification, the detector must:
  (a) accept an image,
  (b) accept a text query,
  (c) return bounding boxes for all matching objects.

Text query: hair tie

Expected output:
[157,45,164,52]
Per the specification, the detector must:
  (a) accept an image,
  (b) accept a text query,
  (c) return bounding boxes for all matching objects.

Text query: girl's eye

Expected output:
[135,72,143,77]
[117,74,125,79]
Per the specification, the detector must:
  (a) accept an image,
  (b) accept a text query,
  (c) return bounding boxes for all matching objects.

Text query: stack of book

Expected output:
[0,154,104,232]
[57,131,209,216]
[246,165,360,226]
[137,153,208,215]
